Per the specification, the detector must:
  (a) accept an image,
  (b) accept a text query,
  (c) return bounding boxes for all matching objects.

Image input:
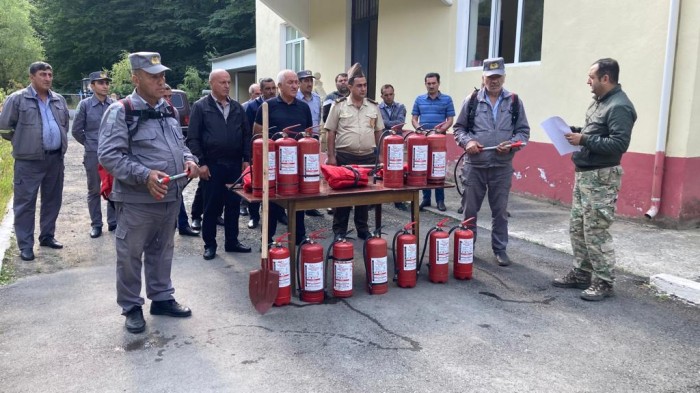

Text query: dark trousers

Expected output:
[190,180,204,220]
[178,200,189,229]
[460,164,512,253]
[267,204,305,246]
[421,188,445,203]
[201,162,241,250]
[332,151,375,235]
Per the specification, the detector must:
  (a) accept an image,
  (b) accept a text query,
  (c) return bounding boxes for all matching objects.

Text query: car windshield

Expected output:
[170,94,185,108]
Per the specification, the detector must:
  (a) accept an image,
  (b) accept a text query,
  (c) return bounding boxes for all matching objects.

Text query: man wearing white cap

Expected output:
[98,52,200,334]
[453,57,530,267]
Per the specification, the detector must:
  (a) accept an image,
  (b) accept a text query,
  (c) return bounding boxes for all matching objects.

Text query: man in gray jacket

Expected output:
[0,61,69,262]
[553,58,636,301]
[71,71,116,239]
[98,52,199,334]
[453,57,530,267]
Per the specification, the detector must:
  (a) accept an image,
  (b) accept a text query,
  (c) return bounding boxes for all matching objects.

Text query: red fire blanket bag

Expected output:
[321,165,372,190]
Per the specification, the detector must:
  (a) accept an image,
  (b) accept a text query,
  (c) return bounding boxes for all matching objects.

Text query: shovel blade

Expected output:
[249,267,280,315]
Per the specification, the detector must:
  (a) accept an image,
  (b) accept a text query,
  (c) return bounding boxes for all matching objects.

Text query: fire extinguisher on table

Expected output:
[419,218,451,284]
[379,123,406,188]
[391,222,418,288]
[363,228,389,295]
[274,124,301,196]
[404,129,428,187]
[448,218,476,280]
[296,229,327,303]
[252,134,277,197]
[297,126,321,194]
[269,233,292,305]
[426,121,448,185]
[326,232,354,298]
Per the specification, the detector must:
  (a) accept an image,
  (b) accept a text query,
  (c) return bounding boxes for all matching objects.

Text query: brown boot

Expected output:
[552,268,591,289]
[580,277,614,301]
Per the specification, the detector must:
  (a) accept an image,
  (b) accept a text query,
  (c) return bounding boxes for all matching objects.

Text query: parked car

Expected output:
[169,89,190,136]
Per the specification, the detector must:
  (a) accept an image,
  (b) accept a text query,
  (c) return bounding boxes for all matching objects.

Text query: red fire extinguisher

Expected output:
[269,233,292,305]
[363,228,388,295]
[275,124,301,196]
[252,134,276,197]
[391,221,418,288]
[326,232,354,298]
[296,229,326,303]
[419,217,451,283]
[380,123,405,188]
[426,121,447,185]
[448,218,475,280]
[404,129,428,187]
[297,126,321,194]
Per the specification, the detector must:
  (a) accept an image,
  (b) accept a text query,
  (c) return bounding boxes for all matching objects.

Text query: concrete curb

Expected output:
[651,274,700,305]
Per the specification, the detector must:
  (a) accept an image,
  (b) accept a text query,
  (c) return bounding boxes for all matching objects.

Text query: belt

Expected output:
[44,149,61,155]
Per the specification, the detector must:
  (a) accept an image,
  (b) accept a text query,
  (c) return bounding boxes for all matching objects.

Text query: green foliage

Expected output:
[109,52,134,98]
[0,0,45,91]
[31,0,255,92]
[0,141,14,231]
[178,67,207,103]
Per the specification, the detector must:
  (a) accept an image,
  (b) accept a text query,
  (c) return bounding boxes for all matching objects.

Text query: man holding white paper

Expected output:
[552,58,636,301]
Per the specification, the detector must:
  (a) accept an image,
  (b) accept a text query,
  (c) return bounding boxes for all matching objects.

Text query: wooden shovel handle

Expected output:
[261,102,270,267]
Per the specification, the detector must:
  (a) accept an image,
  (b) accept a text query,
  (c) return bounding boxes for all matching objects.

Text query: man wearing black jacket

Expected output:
[187,69,252,260]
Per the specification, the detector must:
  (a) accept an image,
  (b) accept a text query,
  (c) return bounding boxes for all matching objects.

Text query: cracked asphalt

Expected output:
[0,136,699,392]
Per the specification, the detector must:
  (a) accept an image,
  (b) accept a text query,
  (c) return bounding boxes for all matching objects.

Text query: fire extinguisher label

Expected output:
[387,144,403,171]
[458,238,474,265]
[436,237,449,264]
[403,243,417,271]
[431,151,446,177]
[412,145,428,171]
[304,261,324,291]
[279,146,298,175]
[268,152,276,180]
[303,154,320,182]
[371,256,388,283]
[273,257,291,287]
[334,261,353,291]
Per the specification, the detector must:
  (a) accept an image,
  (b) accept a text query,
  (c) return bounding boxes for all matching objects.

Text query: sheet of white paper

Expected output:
[540,116,581,156]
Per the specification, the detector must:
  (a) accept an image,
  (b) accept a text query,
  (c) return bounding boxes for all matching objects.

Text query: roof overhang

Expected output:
[260,0,310,37]
[210,48,257,72]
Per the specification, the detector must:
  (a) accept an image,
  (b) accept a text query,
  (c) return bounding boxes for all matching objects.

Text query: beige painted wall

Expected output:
[255,0,285,82]
[256,0,700,158]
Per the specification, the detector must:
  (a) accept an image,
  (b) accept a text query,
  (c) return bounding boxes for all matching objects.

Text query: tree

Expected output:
[178,67,207,103]
[0,0,44,91]
[108,52,134,98]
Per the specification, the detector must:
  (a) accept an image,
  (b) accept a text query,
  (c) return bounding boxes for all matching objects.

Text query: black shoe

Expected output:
[178,226,200,237]
[150,299,192,317]
[247,219,259,229]
[203,247,216,260]
[278,214,289,226]
[495,252,512,266]
[20,248,34,261]
[327,208,334,215]
[333,232,346,242]
[108,224,117,232]
[39,237,63,249]
[436,201,446,211]
[191,219,202,230]
[239,207,249,216]
[305,209,323,217]
[90,227,102,239]
[225,242,252,253]
[124,307,146,334]
[419,199,430,211]
[217,216,225,226]
[357,230,372,240]
[457,206,464,215]
[394,202,408,211]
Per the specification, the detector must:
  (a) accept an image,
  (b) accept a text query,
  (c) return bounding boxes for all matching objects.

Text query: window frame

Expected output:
[282,24,305,72]
[455,0,542,72]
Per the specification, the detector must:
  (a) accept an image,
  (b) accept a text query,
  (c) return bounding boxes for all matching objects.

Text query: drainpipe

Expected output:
[645,0,680,219]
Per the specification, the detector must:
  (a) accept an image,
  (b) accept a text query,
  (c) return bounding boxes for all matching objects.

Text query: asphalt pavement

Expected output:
[0,138,699,392]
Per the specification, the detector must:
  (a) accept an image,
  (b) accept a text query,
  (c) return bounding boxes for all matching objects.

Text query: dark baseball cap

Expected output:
[89,71,112,82]
[297,70,315,80]
[483,57,505,76]
[128,52,170,74]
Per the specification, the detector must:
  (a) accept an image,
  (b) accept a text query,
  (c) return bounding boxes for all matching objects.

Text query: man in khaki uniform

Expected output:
[324,63,384,240]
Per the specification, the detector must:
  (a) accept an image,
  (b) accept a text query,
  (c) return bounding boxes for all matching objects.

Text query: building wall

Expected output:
[255,1,286,82]
[256,0,700,225]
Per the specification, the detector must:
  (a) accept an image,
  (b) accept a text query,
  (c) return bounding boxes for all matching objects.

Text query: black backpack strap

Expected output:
[118,97,176,138]
[510,92,519,127]
[466,88,479,133]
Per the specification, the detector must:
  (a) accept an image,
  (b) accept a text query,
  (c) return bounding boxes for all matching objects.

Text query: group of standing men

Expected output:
[0,53,635,334]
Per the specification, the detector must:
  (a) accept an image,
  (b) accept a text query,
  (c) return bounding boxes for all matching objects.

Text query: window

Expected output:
[457,0,543,70]
[285,25,305,72]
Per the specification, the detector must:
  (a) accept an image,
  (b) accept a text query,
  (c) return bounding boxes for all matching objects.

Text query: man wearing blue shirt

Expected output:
[0,62,69,261]
[411,72,455,211]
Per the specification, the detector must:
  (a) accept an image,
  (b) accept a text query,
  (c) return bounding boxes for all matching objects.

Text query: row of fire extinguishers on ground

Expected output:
[250,121,450,197]
[265,218,477,306]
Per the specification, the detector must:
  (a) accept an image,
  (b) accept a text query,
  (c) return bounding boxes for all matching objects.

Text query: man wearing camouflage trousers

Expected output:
[553,58,636,301]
